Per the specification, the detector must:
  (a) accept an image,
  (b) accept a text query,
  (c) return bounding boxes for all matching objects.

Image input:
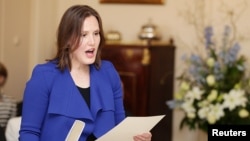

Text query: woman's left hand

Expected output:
[133,132,152,141]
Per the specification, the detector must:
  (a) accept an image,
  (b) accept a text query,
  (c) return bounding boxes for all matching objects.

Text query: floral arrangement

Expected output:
[167,25,250,132]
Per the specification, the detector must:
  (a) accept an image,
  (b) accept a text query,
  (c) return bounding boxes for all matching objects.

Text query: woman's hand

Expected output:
[133,132,152,141]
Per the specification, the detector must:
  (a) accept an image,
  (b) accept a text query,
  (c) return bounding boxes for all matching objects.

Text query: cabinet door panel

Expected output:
[101,43,175,141]
[101,45,149,116]
[119,72,137,116]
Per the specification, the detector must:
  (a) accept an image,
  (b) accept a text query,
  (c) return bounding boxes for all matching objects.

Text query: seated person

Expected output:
[0,62,17,141]
[5,101,22,141]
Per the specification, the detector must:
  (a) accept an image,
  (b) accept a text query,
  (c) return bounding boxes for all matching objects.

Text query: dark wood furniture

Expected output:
[101,41,175,141]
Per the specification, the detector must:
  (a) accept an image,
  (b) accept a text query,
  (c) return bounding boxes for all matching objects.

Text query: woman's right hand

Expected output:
[133,132,152,141]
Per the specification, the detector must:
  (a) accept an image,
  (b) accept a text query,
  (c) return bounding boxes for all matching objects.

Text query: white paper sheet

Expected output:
[96,115,165,141]
[65,120,85,141]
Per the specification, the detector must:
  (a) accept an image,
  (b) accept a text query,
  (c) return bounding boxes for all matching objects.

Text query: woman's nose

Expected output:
[88,35,95,45]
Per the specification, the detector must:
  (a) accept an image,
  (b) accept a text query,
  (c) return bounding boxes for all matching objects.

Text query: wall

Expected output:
[0,0,250,141]
[0,0,31,100]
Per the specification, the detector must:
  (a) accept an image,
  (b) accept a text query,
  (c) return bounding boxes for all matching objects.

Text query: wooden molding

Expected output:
[100,0,165,4]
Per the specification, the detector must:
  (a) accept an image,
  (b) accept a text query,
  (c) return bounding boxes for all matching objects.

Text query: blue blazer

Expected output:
[19,60,126,141]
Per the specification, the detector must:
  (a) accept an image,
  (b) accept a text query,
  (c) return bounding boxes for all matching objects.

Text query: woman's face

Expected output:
[71,15,100,67]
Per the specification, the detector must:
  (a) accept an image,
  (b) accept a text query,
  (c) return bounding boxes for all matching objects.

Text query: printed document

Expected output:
[96,115,165,141]
[65,120,85,141]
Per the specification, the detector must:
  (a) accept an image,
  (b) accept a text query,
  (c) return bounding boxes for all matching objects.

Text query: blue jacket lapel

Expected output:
[47,68,93,121]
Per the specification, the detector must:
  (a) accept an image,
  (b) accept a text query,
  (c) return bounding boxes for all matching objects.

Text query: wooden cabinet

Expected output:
[101,42,175,141]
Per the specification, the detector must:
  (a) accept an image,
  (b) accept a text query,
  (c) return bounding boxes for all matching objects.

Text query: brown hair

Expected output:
[0,62,8,86]
[48,5,105,71]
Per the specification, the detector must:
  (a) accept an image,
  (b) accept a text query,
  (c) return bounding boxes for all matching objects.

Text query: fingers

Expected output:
[133,132,152,141]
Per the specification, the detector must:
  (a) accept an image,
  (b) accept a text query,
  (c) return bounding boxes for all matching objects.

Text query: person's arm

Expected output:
[5,117,21,141]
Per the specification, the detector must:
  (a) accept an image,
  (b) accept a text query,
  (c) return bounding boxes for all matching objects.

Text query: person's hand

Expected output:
[133,132,152,141]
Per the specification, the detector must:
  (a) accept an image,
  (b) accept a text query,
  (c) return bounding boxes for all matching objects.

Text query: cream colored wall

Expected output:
[0,0,31,101]
[0,0,250,141]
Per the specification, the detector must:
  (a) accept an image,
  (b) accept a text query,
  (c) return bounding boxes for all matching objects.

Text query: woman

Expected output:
[19,5,151,141]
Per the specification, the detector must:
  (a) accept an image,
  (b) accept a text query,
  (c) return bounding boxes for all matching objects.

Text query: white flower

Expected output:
[207,115,216,124]
[206,104,224,124]
[206,75,215,86]
[197,99,210,119]
[207,89,218,102]
[198,99,209,108]
[206,57,215,68]
[198,106,209,119]
[185,86,204,100]
[239,109,249,118]
[187,112,196,119]
[180,81,190,91]
[223,89,247,111]
[174,92,183,100]
[181,101,196,119]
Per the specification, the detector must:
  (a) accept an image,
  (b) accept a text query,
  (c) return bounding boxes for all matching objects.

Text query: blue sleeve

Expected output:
[19,65,52,141]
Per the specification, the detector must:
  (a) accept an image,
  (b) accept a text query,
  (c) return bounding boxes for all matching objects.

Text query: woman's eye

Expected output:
[94,32,100,36]
[81,34,86,37]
